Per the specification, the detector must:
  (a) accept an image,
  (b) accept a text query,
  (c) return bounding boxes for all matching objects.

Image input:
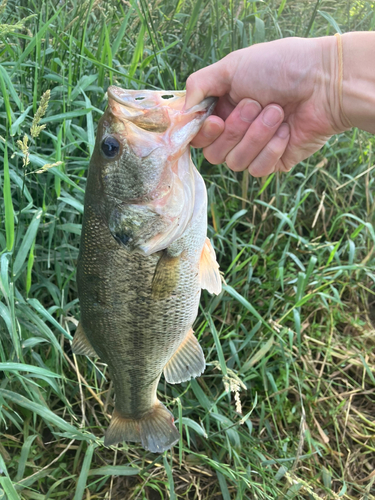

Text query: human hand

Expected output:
[186,36,349,177]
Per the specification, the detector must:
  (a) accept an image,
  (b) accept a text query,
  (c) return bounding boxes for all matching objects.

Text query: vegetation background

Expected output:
[0,0,374,498]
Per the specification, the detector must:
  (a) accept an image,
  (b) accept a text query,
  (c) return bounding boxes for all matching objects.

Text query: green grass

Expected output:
[1,0,375,498]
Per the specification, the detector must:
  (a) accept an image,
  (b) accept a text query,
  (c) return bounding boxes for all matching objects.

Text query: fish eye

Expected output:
[101,136,120,158]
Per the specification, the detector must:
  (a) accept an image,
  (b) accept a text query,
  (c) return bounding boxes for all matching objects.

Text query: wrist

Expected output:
[341,32,375,134]
[317,35,351,134]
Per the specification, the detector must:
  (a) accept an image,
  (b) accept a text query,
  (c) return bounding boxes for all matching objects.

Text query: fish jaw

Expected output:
[107,87,216,163]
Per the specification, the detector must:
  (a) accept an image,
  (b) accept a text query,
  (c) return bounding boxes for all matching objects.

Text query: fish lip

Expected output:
[107,86,217,117]
[183,96,217,116]
[107,86,186,109]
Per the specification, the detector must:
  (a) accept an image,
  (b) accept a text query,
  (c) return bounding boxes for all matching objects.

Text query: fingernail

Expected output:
[276,123,289,138]
[240,99,262,123]
[262,106,283,127]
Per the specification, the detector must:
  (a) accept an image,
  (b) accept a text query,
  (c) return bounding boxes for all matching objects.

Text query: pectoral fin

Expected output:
[164,329,205,384]
[151,251,180,300]
[200,238,222,295]
[72,322,98,357]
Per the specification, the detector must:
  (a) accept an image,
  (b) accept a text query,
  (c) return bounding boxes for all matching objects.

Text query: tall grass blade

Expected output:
[318,10,342,33]
[223,285,273,333]
[216,470,231,500]
[207,314,227,376]
[0,478,20,500]
[25,239,35,295]
[28,298,73,340]
[88,465,140,476]
[10,8,62,76]
[304,0,321,37]
[0,67,13,126]
[0,362,62,378]
[73,443,97,500]
[15,435,38,482]
[163,455,176,500]
[3,146,14,251]
[128,21,146,79]
[112,3,135,57]
[0,389,95,440]
[10,106,32,136]
[13,208,42,278]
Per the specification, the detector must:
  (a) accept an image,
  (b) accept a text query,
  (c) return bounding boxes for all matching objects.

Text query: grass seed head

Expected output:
[32,161,63,175]
[30,89,50,138]
[16,134,30,168]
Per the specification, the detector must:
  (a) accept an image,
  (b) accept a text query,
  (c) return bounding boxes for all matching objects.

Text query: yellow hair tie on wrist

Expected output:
[334,33,354,128]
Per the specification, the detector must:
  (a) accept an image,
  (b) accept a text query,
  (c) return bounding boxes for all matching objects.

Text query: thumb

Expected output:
[185,58,232,109]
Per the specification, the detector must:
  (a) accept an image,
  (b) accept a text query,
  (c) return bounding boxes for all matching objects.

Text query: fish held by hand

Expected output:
[74,87,221,453]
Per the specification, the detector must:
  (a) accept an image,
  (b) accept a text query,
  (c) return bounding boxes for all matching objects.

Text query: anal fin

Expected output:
[104,401,180,453]
[164,329,205,384]
[72,322,98,357]
[151,250,180,300]
[200,238,222,295]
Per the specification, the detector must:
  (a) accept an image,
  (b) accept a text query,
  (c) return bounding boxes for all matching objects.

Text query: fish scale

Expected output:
[74,87,222,452]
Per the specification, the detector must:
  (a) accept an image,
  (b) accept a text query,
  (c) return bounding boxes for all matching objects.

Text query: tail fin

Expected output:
[104,401,180,453]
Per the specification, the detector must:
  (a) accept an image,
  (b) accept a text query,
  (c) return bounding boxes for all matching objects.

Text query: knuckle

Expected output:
[224,126,243,142]
[245,128,268,148]
[265,133,289,159]
[227,113,253,136]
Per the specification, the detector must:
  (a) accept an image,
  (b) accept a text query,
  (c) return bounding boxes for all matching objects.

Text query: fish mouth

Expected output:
[107,86,217,160]
[108,86,216,115]
[108,87,187,112]
[107,87,216,137]
[183,95,217,117]
[107,87,216,112]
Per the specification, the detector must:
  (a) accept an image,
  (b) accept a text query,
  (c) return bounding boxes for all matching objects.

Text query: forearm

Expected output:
[341,31,375,134]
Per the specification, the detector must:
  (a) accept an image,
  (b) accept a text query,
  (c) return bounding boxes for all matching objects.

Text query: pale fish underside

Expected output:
[74,87,222,453]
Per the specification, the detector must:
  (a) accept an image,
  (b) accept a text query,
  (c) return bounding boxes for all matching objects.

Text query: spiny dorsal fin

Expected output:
[200,238,222,295]
[163,329,205,384]
[72,322,98,357]
[151,250,181,300]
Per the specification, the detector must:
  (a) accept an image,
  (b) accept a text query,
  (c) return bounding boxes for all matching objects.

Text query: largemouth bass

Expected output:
[74,87,221,453]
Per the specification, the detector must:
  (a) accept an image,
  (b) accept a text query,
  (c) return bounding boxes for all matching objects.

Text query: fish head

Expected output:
[89,87,216,253]
[98,87,215,201]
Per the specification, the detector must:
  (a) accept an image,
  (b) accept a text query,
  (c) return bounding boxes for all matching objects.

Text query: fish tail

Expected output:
[104,401,180,453]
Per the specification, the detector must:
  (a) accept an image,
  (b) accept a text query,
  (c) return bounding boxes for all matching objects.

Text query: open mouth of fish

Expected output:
[108,87,216,126]
[107,87,216,161]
